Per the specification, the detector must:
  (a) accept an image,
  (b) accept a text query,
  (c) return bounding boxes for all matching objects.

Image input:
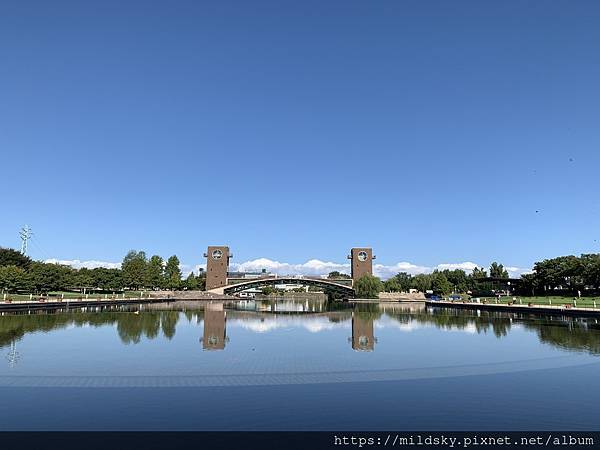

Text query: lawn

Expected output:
[475,295,600,308]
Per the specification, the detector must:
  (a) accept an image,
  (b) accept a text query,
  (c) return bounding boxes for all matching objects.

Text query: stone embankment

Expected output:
[258,292,328,301]
[148,290,236,301]
[428,299,600,318]
[378,292,426,302]
[0,297,166,312]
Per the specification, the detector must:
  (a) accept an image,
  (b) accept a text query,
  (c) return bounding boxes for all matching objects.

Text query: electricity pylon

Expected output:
[19,225,33,255]
[6,340,20,369]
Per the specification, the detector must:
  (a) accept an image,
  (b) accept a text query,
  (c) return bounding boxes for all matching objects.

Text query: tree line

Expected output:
[347,261,510,298]
[0,248,205,294]
[519,254,600,296]
[2,246,599,298]
[351,254,600,299]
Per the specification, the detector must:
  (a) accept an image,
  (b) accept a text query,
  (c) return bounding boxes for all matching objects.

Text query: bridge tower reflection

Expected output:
[350,312,377,351]
[201,303,228,350]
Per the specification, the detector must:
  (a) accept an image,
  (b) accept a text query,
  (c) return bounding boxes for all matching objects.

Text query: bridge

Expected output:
[203,245,376,299]
[209,276,355,297]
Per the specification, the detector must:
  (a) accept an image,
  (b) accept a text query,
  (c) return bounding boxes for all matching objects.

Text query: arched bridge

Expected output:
[212,277,355,298]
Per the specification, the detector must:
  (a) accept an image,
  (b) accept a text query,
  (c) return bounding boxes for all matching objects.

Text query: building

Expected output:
[472,277,522,296]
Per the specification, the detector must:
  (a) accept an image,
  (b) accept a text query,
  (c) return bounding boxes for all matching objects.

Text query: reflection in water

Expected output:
[524,319,600,354]
[0,308,185,349]
[1,301,600,356]
[201,303,227,350]
[350,312,376,351]
[395,307,513,338]
[2,300,600,432]
[5,340,20,368]
[227,298,327,313]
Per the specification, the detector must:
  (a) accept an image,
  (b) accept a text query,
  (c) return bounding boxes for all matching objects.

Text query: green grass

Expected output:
[472,295,600,308]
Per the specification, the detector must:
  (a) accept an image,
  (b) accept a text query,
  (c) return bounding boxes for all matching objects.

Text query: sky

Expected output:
[1,1,599,278]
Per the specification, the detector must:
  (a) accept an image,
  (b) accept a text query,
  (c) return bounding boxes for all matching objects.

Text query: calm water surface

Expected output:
[1,299,599,430]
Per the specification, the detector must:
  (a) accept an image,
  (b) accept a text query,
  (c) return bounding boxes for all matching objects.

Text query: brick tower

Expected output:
[348,247,375,283]
[204,246,231,290]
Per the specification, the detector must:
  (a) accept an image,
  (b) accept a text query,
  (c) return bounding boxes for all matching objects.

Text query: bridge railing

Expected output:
[227,275,353,286]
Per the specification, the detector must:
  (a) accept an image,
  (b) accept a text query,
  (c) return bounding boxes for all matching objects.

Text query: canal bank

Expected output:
[0,297,173,312]
[427,299,600,318]
[0,290,241,313]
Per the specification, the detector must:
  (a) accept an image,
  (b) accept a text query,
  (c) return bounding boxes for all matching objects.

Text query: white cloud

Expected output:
[232,258,532,280]
[374,262,430,278]
[435,262,479,272]
[231,258,350,277]
[44,259,121,269]
[229,316,348,333]
[45,258,206,276]
[179,263,206,277]
[505,266,531,277]
[375,317,424,332]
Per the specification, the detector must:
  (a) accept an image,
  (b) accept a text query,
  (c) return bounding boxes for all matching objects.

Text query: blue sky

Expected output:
[1,1,599,277]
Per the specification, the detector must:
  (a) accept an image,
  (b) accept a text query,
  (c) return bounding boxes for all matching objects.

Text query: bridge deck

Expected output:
[208,276,355,297]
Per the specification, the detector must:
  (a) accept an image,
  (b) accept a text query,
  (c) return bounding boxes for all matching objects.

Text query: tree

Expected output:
[327,271,351,279]
[184,272,199,290]
[354,274,383,299]
[519,273,539,296]
[582,254,600,290]
[73,268,95,293]
[489,262,509,279]
[471,267,488,279]
[0,247,32,269]
[197,270,207,291]
[165,255,182,290]
[411,273,432,293]
[145,255,165,290]
[431,271,452,295]
[556,255,584,291]
[531,254,592,293]
[121,250,147,289]
[507,253,600,296]
[392,272,412,292]
[0,265,30,293]
[383,278,402,292]
[441,269,469,293]
[92,268,123,291]
[28,262,74,294]
[534,256,582,292]
[261,286,276,296]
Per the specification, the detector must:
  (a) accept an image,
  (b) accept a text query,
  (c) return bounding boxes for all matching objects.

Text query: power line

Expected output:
[30,235,52,261]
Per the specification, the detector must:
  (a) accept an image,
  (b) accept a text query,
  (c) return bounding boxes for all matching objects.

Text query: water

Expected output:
[1,299,599,430]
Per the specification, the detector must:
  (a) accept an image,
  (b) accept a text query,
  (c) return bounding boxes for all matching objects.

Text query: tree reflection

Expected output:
[385,308,512,338]
[384,307,600,354]
[161,311,179,339]
[0,309,182,347]
[1,305,599,355]
[522,319,600,354]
